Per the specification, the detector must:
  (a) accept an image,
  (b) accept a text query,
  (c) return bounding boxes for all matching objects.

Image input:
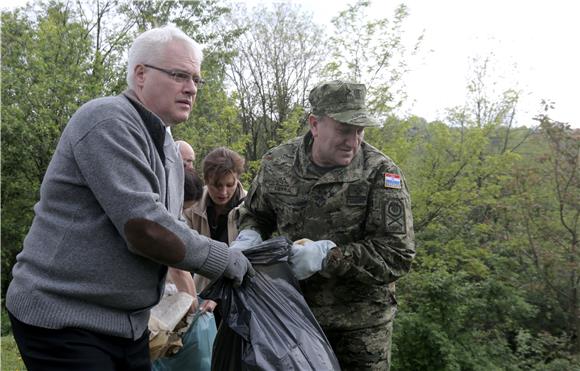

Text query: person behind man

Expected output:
[152,167,210,370]
[183,166,204,210]
[234,80,415,370]
[176,140,196,171]
[184,147,247,321]
[166,167,206,315]
[153,148,244,370]
[5,25,252,371]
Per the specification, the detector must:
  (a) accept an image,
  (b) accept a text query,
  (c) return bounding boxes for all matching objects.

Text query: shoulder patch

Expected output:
[384,173,402,189]
[384,198,405,233]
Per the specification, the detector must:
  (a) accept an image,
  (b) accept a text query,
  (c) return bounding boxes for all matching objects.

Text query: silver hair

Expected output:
[126,25,203,89]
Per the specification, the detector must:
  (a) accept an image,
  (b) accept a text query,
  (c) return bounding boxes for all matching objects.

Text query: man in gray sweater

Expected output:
[6,25,253,371]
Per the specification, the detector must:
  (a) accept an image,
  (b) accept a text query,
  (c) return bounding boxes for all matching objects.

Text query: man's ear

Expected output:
[309,114,319,137]
[134,64,146,88]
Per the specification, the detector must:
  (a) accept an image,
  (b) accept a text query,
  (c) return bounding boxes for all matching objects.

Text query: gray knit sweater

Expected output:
[6,91,231,340]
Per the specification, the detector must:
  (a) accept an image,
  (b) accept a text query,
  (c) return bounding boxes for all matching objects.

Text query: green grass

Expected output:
[1,335,26,370]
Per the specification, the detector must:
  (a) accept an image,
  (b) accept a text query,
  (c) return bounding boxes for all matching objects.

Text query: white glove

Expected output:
[229,229,263,251]
[289,239,336,280]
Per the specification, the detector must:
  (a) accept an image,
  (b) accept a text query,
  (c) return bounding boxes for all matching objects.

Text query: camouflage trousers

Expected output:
[324,321,393,371]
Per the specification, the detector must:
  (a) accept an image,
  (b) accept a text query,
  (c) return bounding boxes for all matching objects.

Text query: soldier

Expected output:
[233,80,416,370]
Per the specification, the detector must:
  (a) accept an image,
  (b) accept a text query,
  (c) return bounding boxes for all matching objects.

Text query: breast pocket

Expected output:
[330,182,369,241]
[328,204,367,243]
[305,183,369,243]
[272,196,307,238]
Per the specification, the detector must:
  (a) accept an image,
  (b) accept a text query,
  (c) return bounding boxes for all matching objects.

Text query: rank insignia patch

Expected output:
[384,173,402,189]
[346,183,368,205]
[270,178,297,195]
[384,198,405,233]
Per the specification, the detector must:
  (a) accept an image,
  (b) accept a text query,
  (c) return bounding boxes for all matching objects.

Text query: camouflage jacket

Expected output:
[238,132,415,330]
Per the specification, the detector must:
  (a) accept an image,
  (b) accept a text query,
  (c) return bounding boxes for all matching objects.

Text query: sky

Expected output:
[297,0,580,128]
[3,0,579,128]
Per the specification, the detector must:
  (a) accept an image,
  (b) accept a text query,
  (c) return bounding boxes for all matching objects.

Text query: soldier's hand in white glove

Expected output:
[223,248,255,287]
[229,229,263,251]
[289,239,336,280]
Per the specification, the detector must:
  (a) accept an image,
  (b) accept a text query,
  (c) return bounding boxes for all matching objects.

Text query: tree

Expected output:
[225,2,326,165]
[387,57,559,367]
[509,116,580,353]
[1,4,108,298]
[323,0,422,120]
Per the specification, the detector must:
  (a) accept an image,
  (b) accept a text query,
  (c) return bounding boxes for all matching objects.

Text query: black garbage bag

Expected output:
[200,236,341,371]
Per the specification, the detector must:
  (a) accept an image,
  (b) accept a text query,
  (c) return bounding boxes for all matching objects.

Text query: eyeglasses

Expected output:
[143,64,206,87]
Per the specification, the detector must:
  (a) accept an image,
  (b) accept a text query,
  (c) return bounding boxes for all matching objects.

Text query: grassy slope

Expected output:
[1,335,26,370]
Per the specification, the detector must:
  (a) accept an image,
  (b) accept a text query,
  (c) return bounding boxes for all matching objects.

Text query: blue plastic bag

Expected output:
[152,304,217,371]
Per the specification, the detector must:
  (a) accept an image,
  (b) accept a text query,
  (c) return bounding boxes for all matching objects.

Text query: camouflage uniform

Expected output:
[238,81,415,370]
[239,81,415,370]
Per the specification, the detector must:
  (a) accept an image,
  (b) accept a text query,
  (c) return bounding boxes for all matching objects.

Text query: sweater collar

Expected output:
[123,89,167,164]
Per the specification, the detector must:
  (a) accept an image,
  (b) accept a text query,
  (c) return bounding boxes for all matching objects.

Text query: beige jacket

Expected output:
[183,182,246,292]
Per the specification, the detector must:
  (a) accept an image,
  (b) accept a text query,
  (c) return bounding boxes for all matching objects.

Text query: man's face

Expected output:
[310,115,364,167]
[180,145,195,170]
[135,41,201,126]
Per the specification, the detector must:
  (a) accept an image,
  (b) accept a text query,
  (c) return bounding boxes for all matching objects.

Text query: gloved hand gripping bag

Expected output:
[200,236,341,371]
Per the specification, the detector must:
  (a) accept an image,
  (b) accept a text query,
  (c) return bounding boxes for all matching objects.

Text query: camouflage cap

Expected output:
[309,80,379,127]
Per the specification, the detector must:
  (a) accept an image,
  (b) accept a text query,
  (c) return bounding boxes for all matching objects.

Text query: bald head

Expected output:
[176,140,195,170]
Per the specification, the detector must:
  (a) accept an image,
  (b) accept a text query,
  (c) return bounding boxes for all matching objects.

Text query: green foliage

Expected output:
[1,303,11,337]
[2,0,579,366]
[1,4,106,298]
[1,335,26,370]
[363,115,419,165]
[505,117,580,352]
[324,1,421,118]
[380,59,579,366]
[173,74,247,172]
[393,270,526,370]
[226,2,326,161]
[274,106,309,146]
[241,160,262,190]
[514,329,579,369]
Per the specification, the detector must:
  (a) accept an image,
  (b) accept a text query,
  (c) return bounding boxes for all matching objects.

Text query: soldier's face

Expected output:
[310,115,364,167]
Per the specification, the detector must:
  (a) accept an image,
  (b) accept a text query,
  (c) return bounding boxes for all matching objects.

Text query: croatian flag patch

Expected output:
[384,173,402,189]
